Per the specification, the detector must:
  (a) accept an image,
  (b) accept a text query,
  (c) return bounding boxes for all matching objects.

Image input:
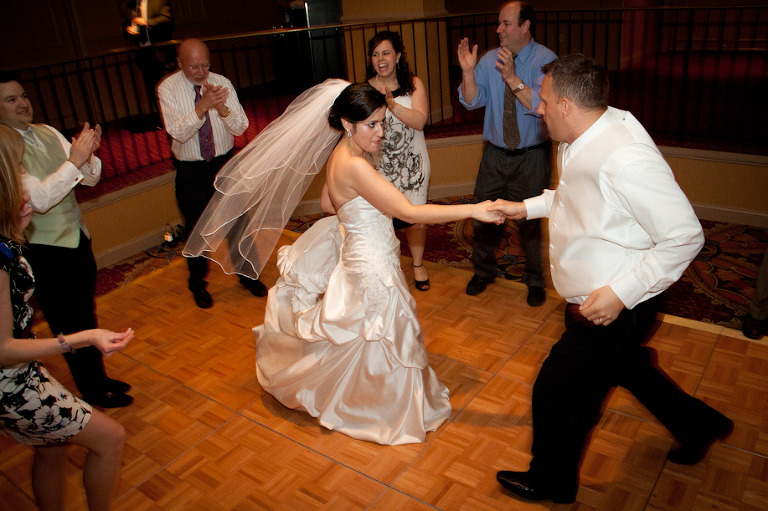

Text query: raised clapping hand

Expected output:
[495,47,517,81]
[92,123,102,152]
[19,192,33,231]
[90,328,135,357]
[68,122,101,169]
[487,199,527,220]
[383,86,396,109]
[457,37,478,72]
[474,200,506,224]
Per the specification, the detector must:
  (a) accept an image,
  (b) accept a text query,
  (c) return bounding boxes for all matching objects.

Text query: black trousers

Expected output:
[24,232,107,397]
[528,295,720,492]
[471,143,551,287]
[174,151,233,289]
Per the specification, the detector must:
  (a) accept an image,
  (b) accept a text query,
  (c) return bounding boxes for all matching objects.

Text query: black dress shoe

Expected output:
[742,315,766,340]
[239,276,268,297]
[527,286,546,307]
[668,409,734,465]
[496,471,576,504]
[84,391,134,408]
[191,287,213,309]
[466,274,494,296]
[105,378,131,394]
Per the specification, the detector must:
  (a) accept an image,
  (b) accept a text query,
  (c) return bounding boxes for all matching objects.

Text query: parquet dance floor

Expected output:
[1,231,767,510]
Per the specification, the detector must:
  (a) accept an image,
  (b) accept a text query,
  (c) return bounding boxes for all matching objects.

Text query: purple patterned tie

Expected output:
[194,85,216,162]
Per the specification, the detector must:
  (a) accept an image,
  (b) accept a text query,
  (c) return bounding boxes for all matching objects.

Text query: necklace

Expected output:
[375,74,398,91]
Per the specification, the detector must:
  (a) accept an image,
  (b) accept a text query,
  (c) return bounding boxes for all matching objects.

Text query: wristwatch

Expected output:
[512,82,525,93]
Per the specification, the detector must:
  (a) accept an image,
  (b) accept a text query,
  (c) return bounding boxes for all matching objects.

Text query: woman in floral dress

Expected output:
[0,125,134,510]
[367,30,433,291]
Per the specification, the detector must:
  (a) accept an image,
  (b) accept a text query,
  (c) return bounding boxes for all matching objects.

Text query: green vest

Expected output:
[22,124,87,248]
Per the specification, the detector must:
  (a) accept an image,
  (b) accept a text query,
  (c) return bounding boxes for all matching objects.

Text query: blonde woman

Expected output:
[0,125,134,510]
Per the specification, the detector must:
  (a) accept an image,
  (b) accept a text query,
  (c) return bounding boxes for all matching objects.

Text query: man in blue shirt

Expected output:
[458,1,556,304]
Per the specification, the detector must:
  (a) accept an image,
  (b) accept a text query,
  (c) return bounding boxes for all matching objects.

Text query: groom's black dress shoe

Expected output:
[496,471,577,504]
[667,409,734,465]
[84,391,134,408]
[239,276,268,297]
[105,378,131,394]
[190,287,213,309]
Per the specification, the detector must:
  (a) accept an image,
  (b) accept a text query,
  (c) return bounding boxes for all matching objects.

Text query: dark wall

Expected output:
[0,0,305,70]
[443,0,768,14]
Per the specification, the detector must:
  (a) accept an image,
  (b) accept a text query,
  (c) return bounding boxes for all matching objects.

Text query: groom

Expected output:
[489,54,732,504]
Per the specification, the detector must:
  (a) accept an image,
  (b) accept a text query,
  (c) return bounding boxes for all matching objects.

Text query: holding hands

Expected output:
[474,200,506,225]
[487,199,528,220]
[68,122,101,169]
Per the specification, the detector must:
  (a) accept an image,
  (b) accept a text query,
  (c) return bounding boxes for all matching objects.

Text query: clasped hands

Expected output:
[126,16,146,35]
[486,199,626,325]
[68,122,101,169]
[196,82,230,119]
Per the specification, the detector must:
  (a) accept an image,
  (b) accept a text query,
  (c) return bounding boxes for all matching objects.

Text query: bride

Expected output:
[185,80,503,445]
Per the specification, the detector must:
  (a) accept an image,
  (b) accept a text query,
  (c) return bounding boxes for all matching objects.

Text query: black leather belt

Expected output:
[492,141,550,156]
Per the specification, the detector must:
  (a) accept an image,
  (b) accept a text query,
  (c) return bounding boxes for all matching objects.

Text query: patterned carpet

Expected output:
[95,196,767,329]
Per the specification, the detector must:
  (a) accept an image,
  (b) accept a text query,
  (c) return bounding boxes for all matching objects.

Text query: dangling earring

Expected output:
[346,129,352,138]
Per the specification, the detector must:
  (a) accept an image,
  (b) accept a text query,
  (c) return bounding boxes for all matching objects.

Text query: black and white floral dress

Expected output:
[0,237,92,445]
[375,93,430,206]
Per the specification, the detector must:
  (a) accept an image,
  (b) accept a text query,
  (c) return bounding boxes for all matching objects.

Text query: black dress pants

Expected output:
[528,295,720,493]
[24,232,107,397]
[173,151,232,290]
[471,143,551,287]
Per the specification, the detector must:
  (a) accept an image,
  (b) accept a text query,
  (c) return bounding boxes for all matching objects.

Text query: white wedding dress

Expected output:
[254,195,451,445]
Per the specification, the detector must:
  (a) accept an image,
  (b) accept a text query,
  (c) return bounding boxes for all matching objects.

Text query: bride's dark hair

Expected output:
[328,83,386,131]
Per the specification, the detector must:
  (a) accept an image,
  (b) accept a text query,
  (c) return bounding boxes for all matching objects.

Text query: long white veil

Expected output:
[183,78,350,279]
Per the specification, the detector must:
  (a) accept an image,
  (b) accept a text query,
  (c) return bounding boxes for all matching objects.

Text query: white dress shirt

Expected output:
[157,70,248,161]
[17,125,101,213]
[524,107,704,309]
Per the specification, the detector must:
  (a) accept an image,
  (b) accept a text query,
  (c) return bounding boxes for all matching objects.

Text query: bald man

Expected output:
[158,38,266,308]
